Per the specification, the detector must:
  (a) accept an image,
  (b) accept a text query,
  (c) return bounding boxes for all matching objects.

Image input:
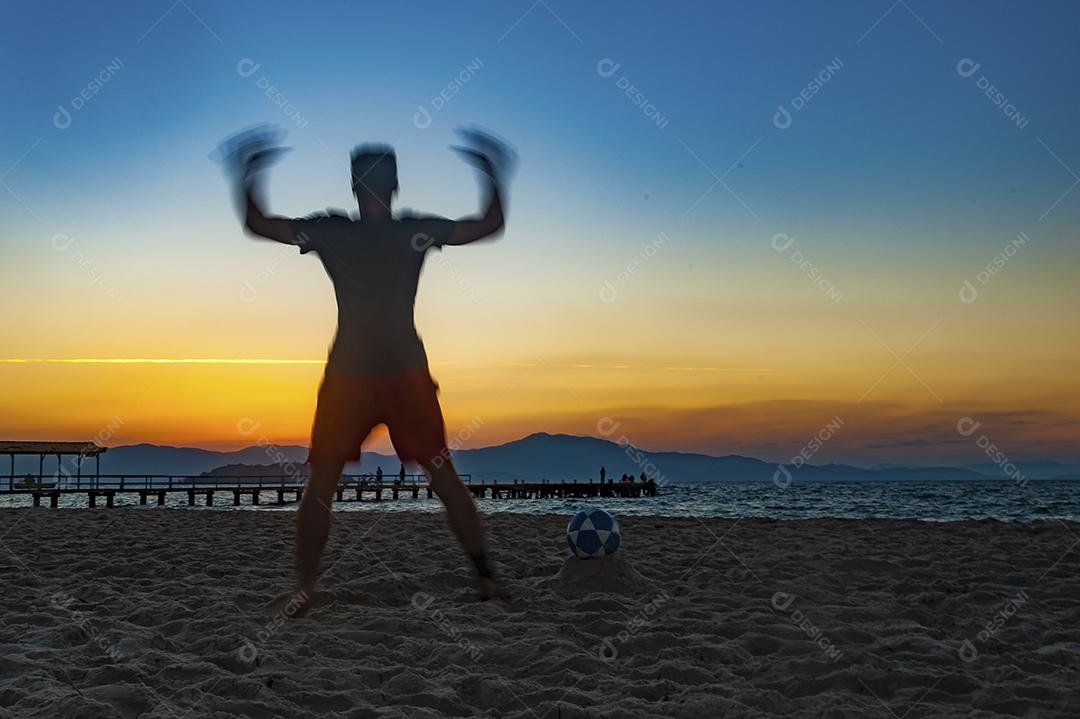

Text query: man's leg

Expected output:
[419,456,509,599]
[390,370,508,599]
[420,456,486,555]
[296,457,345,597]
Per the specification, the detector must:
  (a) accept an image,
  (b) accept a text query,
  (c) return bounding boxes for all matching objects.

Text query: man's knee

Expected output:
[415,445,452,473]
[306,460,344,498]
[421,458,461,490]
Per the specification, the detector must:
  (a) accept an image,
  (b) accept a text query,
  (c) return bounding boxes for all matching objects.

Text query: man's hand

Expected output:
[218,124,290,185]
[450,127,516,186]
[215,125,295,245]
[446,128,516,246]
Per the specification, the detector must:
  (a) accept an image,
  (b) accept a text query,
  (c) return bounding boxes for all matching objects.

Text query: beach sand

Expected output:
[2,508,1078,718]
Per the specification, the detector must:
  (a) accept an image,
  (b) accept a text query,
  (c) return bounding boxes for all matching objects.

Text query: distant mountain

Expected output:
[51,432,1071,484]
[83,444,397,477]
[447,433,987,483]
[97,443,309,476]
[199,462,310,479]
[962,460,1080,480]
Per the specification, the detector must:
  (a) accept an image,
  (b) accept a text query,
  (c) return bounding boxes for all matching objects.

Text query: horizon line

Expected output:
[0,358,777,372]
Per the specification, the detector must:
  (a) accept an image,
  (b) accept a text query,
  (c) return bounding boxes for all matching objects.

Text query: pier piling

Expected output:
[3,473,656,509]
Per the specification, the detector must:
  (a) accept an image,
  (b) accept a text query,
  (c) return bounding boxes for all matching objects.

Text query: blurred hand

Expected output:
[451,127,517,183]
[215,124,291,184]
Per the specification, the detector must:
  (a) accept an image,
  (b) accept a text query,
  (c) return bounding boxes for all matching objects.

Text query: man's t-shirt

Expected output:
[291,211,455,376]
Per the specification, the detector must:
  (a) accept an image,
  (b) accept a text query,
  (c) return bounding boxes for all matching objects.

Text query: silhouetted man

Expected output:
[221,125,514,609]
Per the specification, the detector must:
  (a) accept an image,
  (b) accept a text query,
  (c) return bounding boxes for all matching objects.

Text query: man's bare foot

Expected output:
[477,578,511,601]
[268,587,315,618]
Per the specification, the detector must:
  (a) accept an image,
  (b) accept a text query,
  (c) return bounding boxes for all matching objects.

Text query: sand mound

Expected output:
[554,555,651,595]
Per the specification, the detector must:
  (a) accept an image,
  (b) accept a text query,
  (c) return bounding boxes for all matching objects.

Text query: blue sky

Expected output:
[2,1,1079,464]
[6,2,1078,212]
[5,1,1079,249]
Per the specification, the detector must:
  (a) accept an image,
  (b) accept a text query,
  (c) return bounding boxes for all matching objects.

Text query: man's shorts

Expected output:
[308,368,448,466]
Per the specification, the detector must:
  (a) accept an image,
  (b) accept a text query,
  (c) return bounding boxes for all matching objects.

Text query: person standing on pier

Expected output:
[221,125,514,609]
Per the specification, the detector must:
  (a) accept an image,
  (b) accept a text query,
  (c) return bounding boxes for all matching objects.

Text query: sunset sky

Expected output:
[2,1,1078,467]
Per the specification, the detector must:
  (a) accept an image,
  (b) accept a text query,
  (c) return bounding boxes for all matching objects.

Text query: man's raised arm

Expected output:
[446,128,515,246]
[446,167,504,246]
[242,177,294,245]
[218,125,296,246]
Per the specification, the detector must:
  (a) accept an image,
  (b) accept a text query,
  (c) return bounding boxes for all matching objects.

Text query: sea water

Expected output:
[3,480,1079,522]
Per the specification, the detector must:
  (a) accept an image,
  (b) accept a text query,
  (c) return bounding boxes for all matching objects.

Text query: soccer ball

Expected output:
[566,508,621,559]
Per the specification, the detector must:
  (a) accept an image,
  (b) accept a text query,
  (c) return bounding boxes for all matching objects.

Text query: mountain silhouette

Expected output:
[74,432,1024,483]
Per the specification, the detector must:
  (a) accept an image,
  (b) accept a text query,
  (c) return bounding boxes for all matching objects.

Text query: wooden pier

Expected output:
[1,474,658,508]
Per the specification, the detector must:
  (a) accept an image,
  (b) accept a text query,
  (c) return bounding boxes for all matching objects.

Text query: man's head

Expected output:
[350,144,398,208]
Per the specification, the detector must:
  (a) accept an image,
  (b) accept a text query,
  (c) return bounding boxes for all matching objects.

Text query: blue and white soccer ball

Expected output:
[566,508,621,559]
